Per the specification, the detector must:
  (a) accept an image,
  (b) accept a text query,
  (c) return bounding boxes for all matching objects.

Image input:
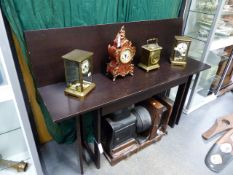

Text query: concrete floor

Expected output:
[40,92,233,175]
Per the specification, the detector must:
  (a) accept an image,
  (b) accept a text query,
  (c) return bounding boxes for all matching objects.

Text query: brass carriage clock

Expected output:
[138,38,163,72]
[62,49,95,98]
[170,36,191,66]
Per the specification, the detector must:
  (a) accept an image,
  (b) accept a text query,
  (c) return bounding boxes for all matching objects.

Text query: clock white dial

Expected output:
[175,42,188,57]
[120,49,132,64]
[81,60,90,75]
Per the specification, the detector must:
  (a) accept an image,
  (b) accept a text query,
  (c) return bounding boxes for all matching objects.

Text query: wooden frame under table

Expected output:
[25,18,210,174]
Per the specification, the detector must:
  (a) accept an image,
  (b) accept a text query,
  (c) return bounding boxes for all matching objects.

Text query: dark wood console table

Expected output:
[25,18,210,174]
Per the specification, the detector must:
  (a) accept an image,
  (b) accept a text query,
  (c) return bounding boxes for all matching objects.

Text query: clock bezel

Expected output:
[174,42,188,58]
[119,48,133,64]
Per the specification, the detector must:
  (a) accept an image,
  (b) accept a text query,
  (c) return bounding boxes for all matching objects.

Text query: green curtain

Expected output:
[117,0,182,22]
[0,0,182,144]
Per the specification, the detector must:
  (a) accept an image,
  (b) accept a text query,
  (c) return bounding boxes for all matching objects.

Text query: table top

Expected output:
[38,58,210,123]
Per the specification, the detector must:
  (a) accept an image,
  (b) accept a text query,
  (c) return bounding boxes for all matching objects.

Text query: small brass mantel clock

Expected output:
[62,49,95,98]
[170,36,191,66]
[138,38,163,72]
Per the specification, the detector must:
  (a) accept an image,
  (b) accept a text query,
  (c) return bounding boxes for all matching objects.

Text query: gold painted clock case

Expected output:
[170,36,191,66]
[138,38,163,72]
[62,49,96,98]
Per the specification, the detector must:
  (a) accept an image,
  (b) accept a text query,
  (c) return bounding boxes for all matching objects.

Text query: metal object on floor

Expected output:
[0,154,28,172]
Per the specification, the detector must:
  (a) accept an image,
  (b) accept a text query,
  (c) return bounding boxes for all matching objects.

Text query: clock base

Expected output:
[138,63,160,72]
[170,59,187,66]
[106,61,134,81]
[64,82,96,99]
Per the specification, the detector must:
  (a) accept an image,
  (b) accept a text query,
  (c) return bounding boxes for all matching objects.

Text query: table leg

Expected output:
[93,109,101,169]
[169,75,193,127]
[76,116,84,174]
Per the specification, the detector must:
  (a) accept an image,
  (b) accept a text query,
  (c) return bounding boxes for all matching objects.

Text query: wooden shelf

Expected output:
[38,58,209,123]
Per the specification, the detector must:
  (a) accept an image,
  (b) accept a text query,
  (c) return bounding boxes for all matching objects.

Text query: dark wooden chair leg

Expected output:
[169,75,193,127]
[76,116,84,174]
[93,109,101,169]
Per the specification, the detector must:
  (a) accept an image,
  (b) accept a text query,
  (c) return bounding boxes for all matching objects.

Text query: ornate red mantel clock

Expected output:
[106,26,136,81]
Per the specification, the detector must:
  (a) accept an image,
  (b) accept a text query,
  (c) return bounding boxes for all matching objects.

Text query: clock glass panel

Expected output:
[81,59,90,75]
[175,42,188,58]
